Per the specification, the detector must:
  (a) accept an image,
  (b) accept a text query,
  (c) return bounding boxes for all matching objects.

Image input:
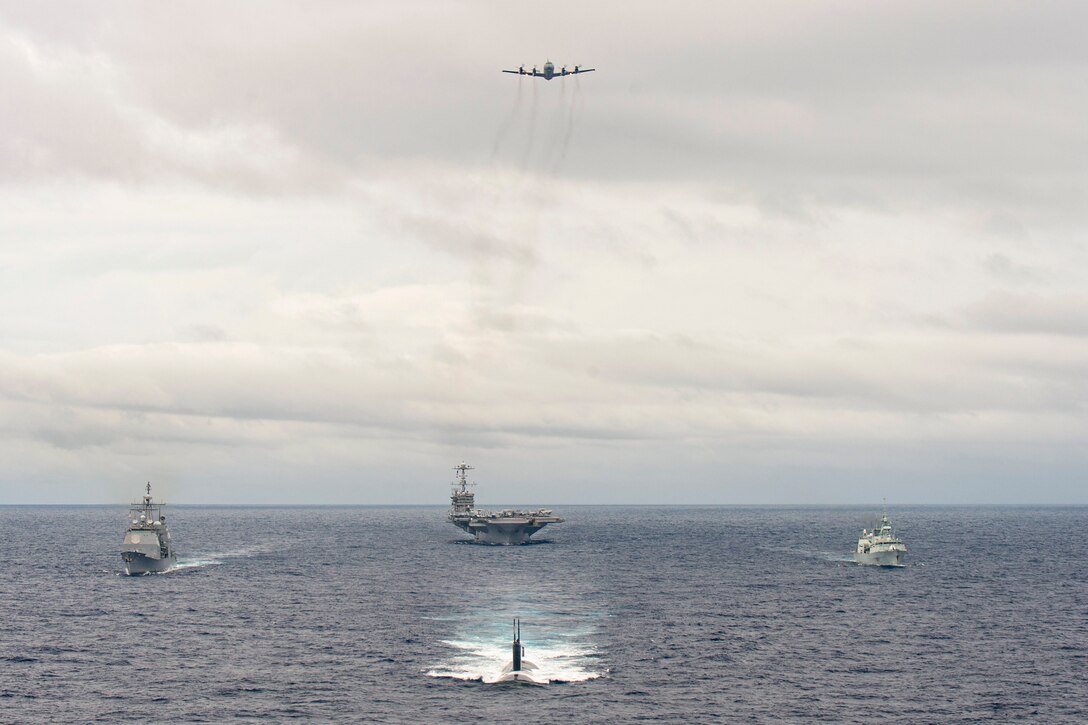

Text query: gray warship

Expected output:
[854,507,907,567]
[447,463,563,545]
[120,483,176,575]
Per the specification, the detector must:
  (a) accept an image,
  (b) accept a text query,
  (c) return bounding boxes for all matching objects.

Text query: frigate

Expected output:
[854,507,907,567]
[447,463,563,545]
[121,483,177,575]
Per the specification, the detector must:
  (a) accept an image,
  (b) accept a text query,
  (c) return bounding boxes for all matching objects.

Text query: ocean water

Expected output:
[0,505,1085,723]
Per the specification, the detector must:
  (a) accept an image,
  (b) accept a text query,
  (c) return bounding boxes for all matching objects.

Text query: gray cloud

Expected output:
[1,1,1086,502]
[964,291,1088,337]
[2,2,1085,213]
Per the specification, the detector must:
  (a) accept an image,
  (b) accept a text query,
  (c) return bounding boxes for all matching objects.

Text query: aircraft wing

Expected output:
[501,67,596,78]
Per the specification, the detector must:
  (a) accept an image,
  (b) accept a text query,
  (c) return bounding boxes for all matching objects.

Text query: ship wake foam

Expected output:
[820,552,858,564]
[426,637,603,684]
[185,543,282,563]
[169,557,223,572]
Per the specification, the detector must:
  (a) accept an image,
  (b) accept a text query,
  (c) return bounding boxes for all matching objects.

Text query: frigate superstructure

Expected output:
[447,463,562,545]
[854,506,907,567]
[121,483,176,575]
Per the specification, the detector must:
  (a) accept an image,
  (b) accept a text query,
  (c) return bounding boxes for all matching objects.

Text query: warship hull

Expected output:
[854,550,904,567]
[453,519,557,545]
[122,552,175,575]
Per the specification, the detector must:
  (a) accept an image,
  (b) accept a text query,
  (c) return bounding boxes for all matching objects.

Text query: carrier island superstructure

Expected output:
[447,463,563,545]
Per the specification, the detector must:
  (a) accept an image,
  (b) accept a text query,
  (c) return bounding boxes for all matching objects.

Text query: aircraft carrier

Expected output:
[447,463,563,545]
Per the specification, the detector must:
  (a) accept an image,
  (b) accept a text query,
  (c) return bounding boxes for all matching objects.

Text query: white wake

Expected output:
[426,637,603,684]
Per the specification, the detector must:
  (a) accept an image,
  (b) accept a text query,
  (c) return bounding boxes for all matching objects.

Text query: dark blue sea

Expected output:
[0,505,1085,723]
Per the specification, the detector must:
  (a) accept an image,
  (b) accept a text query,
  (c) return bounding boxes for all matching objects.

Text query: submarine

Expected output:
[496,618,546,685]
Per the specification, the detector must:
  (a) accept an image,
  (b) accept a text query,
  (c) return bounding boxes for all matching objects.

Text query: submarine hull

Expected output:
[495,671,546,685]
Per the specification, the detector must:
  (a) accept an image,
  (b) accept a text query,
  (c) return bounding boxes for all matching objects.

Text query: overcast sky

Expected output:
[2,1,1086,504]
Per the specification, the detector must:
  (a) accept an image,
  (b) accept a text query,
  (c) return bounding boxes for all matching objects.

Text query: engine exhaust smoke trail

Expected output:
[490,77,524,163]
[541,78,569,175]
[519,79,540,171]
[551,78,582,175]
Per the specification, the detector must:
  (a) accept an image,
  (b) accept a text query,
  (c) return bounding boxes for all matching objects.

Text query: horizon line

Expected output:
[2,502,1085,508]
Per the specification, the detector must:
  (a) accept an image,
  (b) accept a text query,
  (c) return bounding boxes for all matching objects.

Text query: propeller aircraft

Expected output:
[502,60,594,80]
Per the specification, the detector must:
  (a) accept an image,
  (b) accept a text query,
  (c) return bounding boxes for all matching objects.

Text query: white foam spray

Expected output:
[426,625,603,684]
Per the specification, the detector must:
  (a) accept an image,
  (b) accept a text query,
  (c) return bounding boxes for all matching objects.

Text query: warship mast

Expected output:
[450,462,476,516]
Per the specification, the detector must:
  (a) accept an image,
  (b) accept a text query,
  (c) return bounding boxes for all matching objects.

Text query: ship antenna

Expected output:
[453,462,475,492]
[146,482,151,496]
